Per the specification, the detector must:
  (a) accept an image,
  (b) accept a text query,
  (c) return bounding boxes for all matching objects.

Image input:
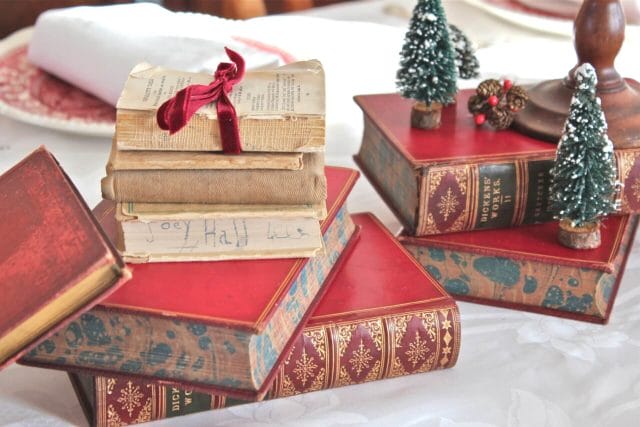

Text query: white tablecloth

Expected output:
[1,1,640,426]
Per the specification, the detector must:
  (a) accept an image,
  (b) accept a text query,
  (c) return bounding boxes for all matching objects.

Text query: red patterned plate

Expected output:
[0,28,116,136]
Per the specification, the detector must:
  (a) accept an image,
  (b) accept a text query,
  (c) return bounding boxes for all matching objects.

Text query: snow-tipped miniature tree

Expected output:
[550,63,618,249]
[449,24,479,80]
[397,0,458,129]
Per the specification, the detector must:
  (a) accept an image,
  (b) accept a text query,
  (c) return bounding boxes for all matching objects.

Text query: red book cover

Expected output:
[68,213,460,426]
[354,91,640,235]
[20,166,360,401]
[0,147,130,370]
[400,215,638,323]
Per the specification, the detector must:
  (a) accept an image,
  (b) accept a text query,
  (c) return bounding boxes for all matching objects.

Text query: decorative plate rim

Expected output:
[0,27,115,137]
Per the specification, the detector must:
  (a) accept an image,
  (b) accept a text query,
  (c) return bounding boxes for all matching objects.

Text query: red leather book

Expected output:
[400,214,638,323]
[354,92,640,236]
[0,147,130,371]
[20,166,359,401]
[67,213,460,426]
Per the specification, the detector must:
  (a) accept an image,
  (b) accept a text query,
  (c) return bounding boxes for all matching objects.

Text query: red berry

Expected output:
[488,95,499,107]
[503,79,513,91]
[475,113,486,126]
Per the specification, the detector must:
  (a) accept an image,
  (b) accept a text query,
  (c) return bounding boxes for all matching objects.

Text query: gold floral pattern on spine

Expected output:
[390,312,439,377]
[106,378,116,395]
[348,339,373,376]
[117,381,144,417]
[305,328,328,360]
[134,398,153,424]
[107,404,124,427]
[437,188,460,221]
[423,166,470,234]
[405,331,429,368]
[293,347,318,387]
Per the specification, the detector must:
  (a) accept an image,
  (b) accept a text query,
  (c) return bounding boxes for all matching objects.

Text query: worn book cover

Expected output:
[116,200,327,263]
[101,152,327,205]
[116,60,325,152]
[21,166,359,401]
[354,91,640,236]
[400,215,638,323]
[0,147,131,371]
[68,213,460,426]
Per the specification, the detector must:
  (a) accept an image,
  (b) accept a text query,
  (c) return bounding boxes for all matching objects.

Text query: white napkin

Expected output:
[27,3,283,106]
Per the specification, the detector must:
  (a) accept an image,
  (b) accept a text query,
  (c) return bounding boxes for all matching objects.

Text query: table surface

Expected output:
[2,1,640,426]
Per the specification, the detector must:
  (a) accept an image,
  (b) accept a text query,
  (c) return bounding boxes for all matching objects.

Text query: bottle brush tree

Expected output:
[397,0,458,129]
[449,24,479,80]
[550,63,618,249]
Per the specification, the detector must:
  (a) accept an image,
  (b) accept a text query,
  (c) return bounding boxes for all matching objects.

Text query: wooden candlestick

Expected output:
[512,0,640,149]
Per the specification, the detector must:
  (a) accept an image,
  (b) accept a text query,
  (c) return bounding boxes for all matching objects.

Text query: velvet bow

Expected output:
[156,47,245,154]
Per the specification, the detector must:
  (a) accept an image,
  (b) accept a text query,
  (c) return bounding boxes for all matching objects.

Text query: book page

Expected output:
[117,61,325,117]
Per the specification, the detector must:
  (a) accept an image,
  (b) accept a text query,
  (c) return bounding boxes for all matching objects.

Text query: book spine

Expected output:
[402,216,638,322]
[78,304,460,426]
[417,157,557,235]
[359,116,640,236]
[101,153,327,204]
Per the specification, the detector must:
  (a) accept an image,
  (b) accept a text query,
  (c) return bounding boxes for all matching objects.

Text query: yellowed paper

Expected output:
[117,60,325,117]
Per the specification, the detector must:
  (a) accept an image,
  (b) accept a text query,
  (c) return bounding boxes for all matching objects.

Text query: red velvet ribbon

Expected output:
[156,47,245,154]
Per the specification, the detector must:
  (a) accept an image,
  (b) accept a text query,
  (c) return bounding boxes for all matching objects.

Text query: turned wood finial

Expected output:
[571,0,625,91]
[513,0,640,149]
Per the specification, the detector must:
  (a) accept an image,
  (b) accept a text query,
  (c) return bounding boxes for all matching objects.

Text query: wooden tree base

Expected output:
[558,219,602,249]
[411,102,442,129]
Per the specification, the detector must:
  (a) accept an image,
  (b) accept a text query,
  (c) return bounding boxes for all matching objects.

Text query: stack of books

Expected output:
[354,91,639,324]
[101,60,328,262]
[0,59,462,427]
[67,212,460,425]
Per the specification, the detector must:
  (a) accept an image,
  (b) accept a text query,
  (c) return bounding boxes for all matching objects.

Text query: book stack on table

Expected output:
[102,60,328,263]
[354,91,640,324]
[0,59,462,427]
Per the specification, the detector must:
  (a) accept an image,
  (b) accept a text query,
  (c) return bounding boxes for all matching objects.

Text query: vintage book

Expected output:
[116,201,327,263]
[116,61,325,152]
[101,152,326,204]
[67,213,460,426]
[0,147,131,370]
[354,92,640,236]
[21,166,359,400]
[400,214,638,324]
[108,147,305,171]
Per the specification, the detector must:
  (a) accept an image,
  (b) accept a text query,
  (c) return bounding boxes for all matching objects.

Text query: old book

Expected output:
[67,213,460,426]
[21,166,359,401]
[116,61,325,152]
[354,91,640,236]
[0,147,131,370]
[108,147,305,171]
[101,152,326,204]
[400,214,638,324]
[116,201,327,263]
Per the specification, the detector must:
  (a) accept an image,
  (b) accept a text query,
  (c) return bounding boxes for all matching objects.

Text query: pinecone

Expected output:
[468,78,528,131]
[507,85,528,111]
[476,79,502,98]
[467,94,485,114]
[488,107,514,130]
